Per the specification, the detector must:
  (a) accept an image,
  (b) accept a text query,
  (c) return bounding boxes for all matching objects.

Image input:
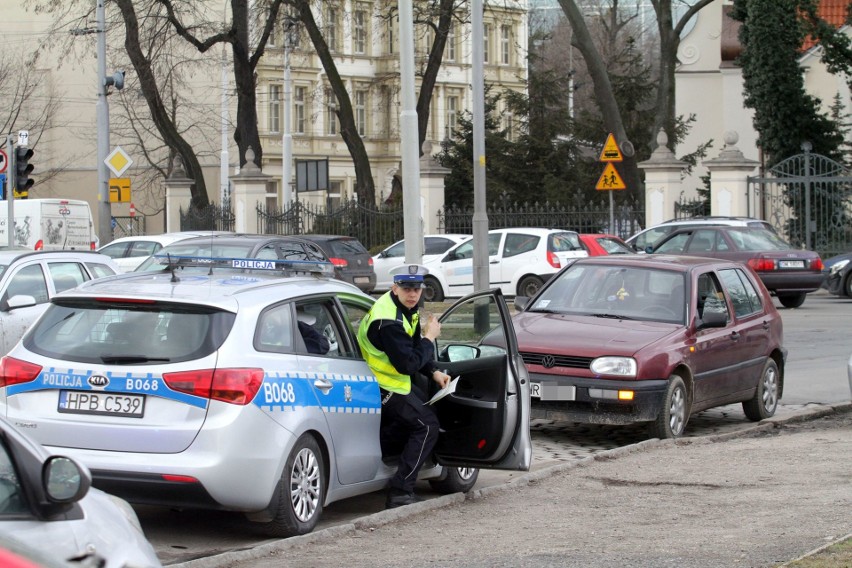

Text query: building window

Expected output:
[326,6,339,52]
[294,86,306,135]
[445,23,456,62]
[355,89,368,136]
[328,180,343,209]
[269,84,281,133]
[445,95,458,140]
[501,25,511,65]
[387,15,396,54]
[483,24,490,63]
[327,90,338,135]
[354,6,367,54]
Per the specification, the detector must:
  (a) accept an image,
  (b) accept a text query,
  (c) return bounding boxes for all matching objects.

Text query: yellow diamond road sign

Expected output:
[105,146,133,177]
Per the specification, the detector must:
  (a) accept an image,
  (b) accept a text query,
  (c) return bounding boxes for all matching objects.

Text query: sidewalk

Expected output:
[178,402,852,568]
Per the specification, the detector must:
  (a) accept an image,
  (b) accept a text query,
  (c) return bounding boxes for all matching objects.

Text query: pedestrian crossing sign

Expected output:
[595,163,626,190]
[599,133,624,162]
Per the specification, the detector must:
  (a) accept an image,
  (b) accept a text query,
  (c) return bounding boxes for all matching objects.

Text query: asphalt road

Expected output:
[140,290,852,566]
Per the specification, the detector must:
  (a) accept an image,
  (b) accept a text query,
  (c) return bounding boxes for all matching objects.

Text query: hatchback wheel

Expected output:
[649,375,689,439]
[255,434,325,537]
[742,359,779,421]
[422,276,445,303]
[517,275,544,298]
[429,467,479,494]
[777,293,806,309]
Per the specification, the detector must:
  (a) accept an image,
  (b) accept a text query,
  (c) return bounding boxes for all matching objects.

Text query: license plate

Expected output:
[58,390,145,418]
[529,383,576,401]
[354,276,370,284]
[779,260,805,268]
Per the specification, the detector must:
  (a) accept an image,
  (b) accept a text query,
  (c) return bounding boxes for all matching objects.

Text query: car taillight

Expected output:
[90,242,97,250]
[34,240,44,251]
[811,258,823,271]
[162,368,264,405]
[0,357,43,388]
[368,257,374,266]
[547,251,561,269]
[748,257,776,271]
[328,257,348,268]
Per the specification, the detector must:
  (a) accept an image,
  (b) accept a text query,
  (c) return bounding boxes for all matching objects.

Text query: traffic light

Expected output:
[14,146,33,199]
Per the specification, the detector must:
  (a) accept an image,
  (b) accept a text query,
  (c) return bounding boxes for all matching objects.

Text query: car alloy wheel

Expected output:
[743,359,779,421]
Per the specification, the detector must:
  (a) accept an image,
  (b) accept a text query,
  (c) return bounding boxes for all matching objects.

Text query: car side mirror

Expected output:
[514,296,530,311]
[444,344,480,362]
[644,245,655,254]
[5,295,37,311]
[697,310,727,329]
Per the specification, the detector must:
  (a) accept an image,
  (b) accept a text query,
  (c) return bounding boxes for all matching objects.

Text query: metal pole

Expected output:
[471,0,488,292]
[609,189,614,233]
[220,44,230,205]
[399,0,423,265]
[282,23,294,207]
[803,143,812,250]
[6,135,13,247]
[96,0,112,245]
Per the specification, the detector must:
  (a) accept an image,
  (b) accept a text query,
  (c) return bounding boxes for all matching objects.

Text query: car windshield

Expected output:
[529,264,686,324]
[24,300,236,364]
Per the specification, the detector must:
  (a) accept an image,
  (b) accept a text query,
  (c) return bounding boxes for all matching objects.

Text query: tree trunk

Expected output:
[416,0,454,156]
[231,0,263,168]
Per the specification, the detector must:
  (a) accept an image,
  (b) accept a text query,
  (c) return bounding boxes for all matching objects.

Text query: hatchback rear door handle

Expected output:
[730,331,741,341]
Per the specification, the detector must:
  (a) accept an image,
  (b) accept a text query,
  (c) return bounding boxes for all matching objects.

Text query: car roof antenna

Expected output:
[168,253,180,283]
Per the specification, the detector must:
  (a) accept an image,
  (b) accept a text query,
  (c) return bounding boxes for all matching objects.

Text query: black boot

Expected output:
[385,488,422,509]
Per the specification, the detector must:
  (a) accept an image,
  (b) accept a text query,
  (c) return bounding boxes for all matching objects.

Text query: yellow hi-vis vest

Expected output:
[357,292,419,394]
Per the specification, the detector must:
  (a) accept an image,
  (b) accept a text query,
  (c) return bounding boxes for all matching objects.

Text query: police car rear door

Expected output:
[431,289,531,471]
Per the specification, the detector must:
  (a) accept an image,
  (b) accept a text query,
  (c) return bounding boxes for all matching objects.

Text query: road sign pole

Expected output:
[5,135,13,247]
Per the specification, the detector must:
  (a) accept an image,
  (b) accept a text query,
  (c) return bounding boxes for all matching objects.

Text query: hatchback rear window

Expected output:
[24,301,236,364]
[325,239,369,256]
[549,232,582,252]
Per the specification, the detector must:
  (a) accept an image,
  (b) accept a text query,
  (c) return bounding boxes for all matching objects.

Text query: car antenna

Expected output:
[168,253,179,283]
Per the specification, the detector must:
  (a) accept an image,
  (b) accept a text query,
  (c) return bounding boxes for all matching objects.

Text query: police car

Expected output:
[0,256,531,537]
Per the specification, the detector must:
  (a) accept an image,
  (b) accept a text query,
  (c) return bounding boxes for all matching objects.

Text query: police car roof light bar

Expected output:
[151,254,336,277]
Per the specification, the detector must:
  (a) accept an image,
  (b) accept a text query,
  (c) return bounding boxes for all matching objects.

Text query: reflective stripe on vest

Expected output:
[357,292,418,394]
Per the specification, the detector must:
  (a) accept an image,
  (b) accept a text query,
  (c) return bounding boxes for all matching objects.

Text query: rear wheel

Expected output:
[742,359,779,421]
[254,434,325,538]
[517,275,544,298]
[422,276,445,303]
[778,293,806,309]
[429,467,479,494]
[649,375,689,439]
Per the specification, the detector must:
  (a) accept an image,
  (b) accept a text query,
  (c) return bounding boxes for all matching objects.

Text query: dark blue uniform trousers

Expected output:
[380,383,440,494]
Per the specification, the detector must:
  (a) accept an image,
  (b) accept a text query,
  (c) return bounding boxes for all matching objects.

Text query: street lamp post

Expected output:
[282,19,298,207]
[96,0,111,244]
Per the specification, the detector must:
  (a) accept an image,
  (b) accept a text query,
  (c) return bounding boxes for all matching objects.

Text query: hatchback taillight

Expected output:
[547,251,561,269]
[0,357,43,388]
[329,257,348,268]
[368,257,374,266]
[811,258,824,271]
[748,257,776,271]
[162,368,264,405]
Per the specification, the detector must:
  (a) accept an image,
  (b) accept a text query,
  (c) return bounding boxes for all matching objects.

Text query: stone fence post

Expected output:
[230,148,270,234]
[703,131,759,218]
[638,130,687,229]
[419,142,448,235]
[163,159,193,233]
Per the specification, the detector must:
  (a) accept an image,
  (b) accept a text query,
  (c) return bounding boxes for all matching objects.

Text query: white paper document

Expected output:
[425,376,460,405]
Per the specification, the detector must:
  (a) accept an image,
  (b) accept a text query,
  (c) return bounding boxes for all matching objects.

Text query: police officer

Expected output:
[356,264,451,508]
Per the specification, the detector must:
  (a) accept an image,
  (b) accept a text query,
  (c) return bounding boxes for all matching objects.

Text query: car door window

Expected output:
[339,298,371,357]
[4,265,48,305]
[0,442,27,515]
[687,230,716,253]
[385,241,405,257]
[128,242,159,258]
[719,268,761,317]
[295,301,343,357]
[256,304,296,354]
[503,234,539,258]
[424,238,451,255]
[488,233,502,256]
[655,232,690,254]
[256,244,279,260]
[449,241,473,260]
[48,262,87,293]
[85,262,117,279]
[98,242,129,259]
[697,272,729,321]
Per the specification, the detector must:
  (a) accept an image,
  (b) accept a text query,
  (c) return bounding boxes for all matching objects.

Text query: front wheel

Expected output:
[649,375,689,439]
[253,434,325,538]
[422,276,445,303]
[742,359,779,421]
[517,275,544,298]
[844,273,852,298]
[778,293,806,309]
[429,467,479,494]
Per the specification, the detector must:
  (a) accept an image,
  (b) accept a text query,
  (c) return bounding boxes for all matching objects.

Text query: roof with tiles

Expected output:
[802,0,850,52]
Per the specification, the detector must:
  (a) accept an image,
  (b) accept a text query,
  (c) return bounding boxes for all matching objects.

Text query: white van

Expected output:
[0,199,96,250]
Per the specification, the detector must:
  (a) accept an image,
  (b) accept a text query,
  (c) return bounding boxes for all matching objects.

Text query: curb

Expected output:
[171,402,851,568]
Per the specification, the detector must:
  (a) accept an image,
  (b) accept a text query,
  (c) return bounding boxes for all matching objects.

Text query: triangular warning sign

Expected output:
[599,133,623,162]
[596,163,627,190]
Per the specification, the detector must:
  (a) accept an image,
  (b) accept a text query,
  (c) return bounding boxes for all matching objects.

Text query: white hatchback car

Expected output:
[0,257,531,538]
[372,234,471,292]
[421,228,588,301]
[97,231,230,272]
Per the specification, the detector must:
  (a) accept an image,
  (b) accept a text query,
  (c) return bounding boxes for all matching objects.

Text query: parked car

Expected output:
[98,231,231,272]
[421,228,588,302]
[823,251,852,297]
[134,233,327,273]
[578,233,633,256]
[0,250,120,356]
[626,216,776,252]
[0,415,160,567]
[647,226,824,308]
[485,254,785,439]
[296,234,376,292]
[372,234,471,292]
[0,258,530,538]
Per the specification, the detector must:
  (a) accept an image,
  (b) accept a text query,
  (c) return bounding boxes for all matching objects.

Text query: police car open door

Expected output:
[432,289,531,471]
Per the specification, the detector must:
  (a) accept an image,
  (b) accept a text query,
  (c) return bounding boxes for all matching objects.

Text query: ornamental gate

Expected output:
[747,148,852,258]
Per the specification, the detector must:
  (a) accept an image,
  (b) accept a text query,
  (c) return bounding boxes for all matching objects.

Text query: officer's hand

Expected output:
[423,314,441,341]
[432,370,450,388]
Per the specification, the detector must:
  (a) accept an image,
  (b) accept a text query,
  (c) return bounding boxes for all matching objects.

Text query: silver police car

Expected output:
[0,256,531,537]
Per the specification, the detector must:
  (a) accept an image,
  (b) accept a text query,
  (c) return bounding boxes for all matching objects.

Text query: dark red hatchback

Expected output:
[501,255,786,439]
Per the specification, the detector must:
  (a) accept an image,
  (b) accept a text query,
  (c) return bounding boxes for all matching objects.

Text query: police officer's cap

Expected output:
[390,264,429,289]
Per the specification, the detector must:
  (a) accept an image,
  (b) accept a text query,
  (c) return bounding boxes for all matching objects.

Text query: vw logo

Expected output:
[88,375,109,389]
[541,355,556,368]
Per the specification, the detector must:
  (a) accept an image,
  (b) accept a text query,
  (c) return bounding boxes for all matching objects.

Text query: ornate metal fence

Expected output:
[180,203,235,232]
[111,216,146,239]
